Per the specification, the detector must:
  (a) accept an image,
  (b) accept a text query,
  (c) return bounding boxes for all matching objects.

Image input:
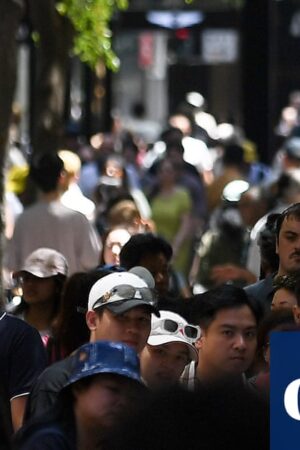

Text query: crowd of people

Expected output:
[3,96,300,449]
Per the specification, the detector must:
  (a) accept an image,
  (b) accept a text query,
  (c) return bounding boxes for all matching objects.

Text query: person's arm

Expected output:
[172,212,193,260]
[11,395,28,431]
[171,189,193,260]
[76,215,101,270]
[189,252,201,287]
[15,424,70,450]
[210,264,257,286]
[9,319,47,427]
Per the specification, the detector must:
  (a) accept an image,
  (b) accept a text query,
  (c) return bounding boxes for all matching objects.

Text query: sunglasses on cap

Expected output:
[152,318,200,341]
[93,284,158,310]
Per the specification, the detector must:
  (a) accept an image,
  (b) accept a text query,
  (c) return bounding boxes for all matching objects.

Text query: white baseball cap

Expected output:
[88,267,159,316]
[148,310,200,362]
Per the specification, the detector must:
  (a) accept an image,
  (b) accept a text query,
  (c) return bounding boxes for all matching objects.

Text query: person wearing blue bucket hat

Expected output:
[15,341,146,450]
[65,340,143,386]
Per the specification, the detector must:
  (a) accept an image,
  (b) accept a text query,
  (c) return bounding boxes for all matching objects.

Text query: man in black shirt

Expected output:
[0,312,46,433]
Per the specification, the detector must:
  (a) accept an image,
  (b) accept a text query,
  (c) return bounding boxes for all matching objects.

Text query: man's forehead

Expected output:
[213,306,257,325]
[95,373,139,387]
[152,341,189,352]
[140,252,168,266]
[281,215,300,230]
[118,306,152,317]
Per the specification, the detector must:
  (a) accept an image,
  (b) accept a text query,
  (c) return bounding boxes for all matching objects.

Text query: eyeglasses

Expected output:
[93,284,157,309]
[152,318,200,341]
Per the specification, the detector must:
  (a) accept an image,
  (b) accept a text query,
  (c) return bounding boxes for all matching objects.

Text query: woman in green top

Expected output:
[150,158,192,277]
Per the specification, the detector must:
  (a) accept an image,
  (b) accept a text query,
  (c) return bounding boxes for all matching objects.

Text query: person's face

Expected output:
[197,306,257,381]
[238,193,263,228]
[73,374,140,433]
[166,148,183,166]
[169,114,191,135]
[158,160,178,185]
[140,342,190,390]
[86,307,151,354]
[293,304,300,324]
[139,252,170,297]
[20,273,57,304]
[271,288,297,311]
[105,159,123,179]
[103,229,131,265]
[277,215,300,275]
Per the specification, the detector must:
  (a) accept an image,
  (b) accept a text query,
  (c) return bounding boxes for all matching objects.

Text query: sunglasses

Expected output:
[93,284,157,309]
[152,318,200,341]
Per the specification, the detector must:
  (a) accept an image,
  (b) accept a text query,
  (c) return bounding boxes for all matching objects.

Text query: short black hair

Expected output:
[258,213,280,276]
[119,233,173,269]
[256,309,296,352]
[187,285,261,329]
[165,141,184,155]
[160,126,183,144]
[30,152,64,193]
[275,202,300,239]
[222,144,245,166]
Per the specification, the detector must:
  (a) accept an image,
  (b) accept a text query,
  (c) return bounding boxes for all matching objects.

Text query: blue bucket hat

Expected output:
[65,341,143,387]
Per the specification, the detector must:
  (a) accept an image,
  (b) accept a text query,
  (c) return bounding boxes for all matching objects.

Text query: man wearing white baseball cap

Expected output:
[26,266,159,420]
[86,267,160,351]
[140,310,200,390]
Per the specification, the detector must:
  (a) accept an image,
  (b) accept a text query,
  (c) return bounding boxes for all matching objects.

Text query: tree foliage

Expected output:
[56,0,128,71]
[185,0,244,7]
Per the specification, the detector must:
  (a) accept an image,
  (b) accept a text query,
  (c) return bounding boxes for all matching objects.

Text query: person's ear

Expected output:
[293,305,300,324]
[195,335,204,350]
[263,346,270,364]
[86,310,97,331]
[57,170,69,191]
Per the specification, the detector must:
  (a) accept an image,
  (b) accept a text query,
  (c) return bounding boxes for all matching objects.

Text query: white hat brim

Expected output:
[147,334,198,362]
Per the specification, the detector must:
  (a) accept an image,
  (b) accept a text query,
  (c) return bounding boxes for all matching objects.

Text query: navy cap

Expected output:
[65,341,143,387]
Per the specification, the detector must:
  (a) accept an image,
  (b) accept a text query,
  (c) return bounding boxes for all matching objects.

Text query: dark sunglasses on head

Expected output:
[93,284,157,309]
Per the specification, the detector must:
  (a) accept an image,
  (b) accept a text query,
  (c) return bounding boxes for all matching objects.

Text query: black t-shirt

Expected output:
[25,354,76,421]
[0,312,47,431]
[15,421,75,450]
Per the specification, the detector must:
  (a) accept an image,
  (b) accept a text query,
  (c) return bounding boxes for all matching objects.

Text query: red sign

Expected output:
[138,32,154,68]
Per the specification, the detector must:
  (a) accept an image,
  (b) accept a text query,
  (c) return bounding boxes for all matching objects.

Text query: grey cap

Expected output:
[13,247,68,278]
